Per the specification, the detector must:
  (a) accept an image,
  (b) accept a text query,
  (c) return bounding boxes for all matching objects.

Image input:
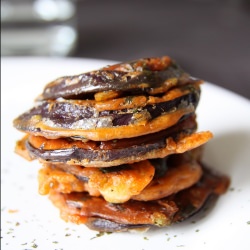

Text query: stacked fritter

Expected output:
[13,56,229,232]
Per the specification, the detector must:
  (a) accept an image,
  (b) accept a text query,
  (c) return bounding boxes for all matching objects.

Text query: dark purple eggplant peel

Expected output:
[40,56,200,100]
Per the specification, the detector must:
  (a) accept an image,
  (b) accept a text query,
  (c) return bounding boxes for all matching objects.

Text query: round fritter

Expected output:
[40,56,201,100]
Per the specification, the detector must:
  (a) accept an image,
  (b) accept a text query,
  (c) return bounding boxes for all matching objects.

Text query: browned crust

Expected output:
[48,165,230,232]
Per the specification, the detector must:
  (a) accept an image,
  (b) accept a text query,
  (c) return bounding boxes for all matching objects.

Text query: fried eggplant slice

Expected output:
[49,191,178,229]
[39,160,155,203]
[17,115,212,167]
[40,56,201,100]
[13,85,200,140]
[48,165,230,232]
[38,151,202,203]
[132,159,202,202]
[26,131,212,167]
[172,166,230,222]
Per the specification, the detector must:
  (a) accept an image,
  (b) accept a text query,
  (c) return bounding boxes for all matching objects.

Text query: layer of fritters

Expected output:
[13,56,228,233]
[49,166,230,232]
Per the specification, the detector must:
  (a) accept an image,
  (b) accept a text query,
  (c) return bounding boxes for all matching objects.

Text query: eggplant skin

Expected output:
[13,88,200,137]
[25,139,166,164]
[40,57,198,100]
[85,218,150,233]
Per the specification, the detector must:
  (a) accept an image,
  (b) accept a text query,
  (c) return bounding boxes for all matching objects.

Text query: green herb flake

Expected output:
[65,233,71,237]
[143,236,149,240]
[125,96,134,104]
[96,232,104,237]
[90,231,112,240]
[247,221,250,225]
[132,108,139,113]
[195,229,200,232]
[90,232,104,240]
[32,243,38,248]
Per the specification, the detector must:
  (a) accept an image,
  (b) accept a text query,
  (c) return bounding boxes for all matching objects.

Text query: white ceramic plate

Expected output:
[1,58,250,250]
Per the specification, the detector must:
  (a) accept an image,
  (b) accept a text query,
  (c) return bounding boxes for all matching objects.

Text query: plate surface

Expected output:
[1,57,250,250]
